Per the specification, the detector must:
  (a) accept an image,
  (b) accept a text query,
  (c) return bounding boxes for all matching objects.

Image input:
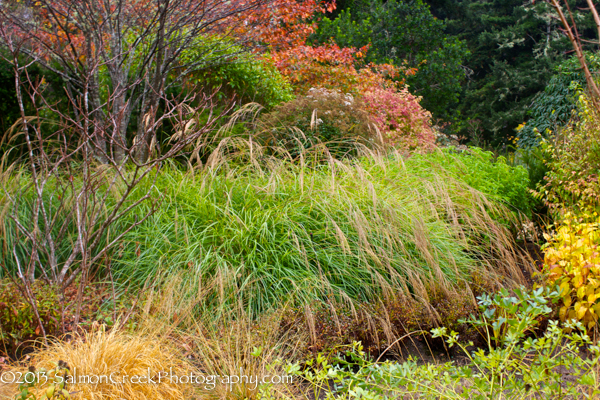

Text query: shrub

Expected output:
[283,287,600,400]
[517,53,600,148]
[0,279,138,359]
[513,145,549,191]
[410,147,534,218]
[310,0,467,120]
[181,35,294,110]
[542,211,600,329]
[534,94,600,215]
[362,86,435,151]
[0,281,61,358]
[256,88,377,158]
[270,43,372,95]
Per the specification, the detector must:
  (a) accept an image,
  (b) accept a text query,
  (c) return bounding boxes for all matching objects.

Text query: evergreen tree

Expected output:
[431,0,595,144]
[313,0,468,121]
[318,0,597,145]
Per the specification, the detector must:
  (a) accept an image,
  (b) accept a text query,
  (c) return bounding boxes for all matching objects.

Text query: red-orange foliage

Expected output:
[363,87,435,150]
[242,0,336,51]
[270,42,416,95]
[1,0,271,162]
[6,0,164,63]
[243,0,416,95]
[242,0,434,150]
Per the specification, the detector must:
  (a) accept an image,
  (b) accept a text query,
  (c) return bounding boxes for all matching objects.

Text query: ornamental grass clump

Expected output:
[256,88,379,158]
[138,272,305,400]
[111,143,533,322]
[3,328,194,400]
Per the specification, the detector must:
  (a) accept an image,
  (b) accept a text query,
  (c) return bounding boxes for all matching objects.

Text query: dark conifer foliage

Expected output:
[316,0,598,145]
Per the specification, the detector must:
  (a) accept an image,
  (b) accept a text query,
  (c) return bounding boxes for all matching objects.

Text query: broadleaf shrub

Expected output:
[181,35,294,109]
[0,281,61,358]
[362,86,435,151]
[270,42,412,98]
[517,53,600,148]
[542,212,600,329]
[534,94,600,215]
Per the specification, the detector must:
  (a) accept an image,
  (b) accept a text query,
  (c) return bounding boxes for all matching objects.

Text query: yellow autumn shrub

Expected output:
[542,212,600,329]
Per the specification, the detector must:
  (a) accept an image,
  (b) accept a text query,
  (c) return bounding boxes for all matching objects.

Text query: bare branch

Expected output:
[549,0,600,103]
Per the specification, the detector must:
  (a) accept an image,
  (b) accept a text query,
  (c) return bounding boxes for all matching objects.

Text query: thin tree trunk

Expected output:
[586,0,600,49]
[550,0,600,102]
[134,0,168,163]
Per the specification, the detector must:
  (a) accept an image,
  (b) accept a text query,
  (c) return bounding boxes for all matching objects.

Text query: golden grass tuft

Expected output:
[1,327,194,400]
[187,314,303,399]
[140,273,305,399]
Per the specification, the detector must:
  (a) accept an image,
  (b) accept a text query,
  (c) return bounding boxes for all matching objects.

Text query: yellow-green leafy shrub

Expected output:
[181,35,294,110]
[535,95,600,215]
[542,212,600,329]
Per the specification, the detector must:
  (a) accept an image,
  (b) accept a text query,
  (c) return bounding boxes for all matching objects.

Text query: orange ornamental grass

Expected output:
[1,327,195,400]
